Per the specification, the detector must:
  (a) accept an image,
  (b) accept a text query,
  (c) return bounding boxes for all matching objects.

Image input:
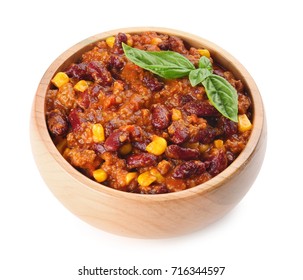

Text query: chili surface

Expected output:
[46,31,252,194]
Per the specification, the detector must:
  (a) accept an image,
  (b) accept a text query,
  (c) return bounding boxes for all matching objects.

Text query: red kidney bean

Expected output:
[109,54,125,70]
[47,109,68,136]
[108,55,126,79]
[65,61,113,86]
[171,126,189,144]
[146,184,169,194]
[169,121,189,144]
[226,150,235,164]
[179,94,194,105]
[92,143,106,155]
[183,100,219,117]
[218,116,238,138]
[104,129,130,151]
[158,40,170,50]
[65,62,88,80]
[113,33,128,54]
[126,153,157,169]
[213,66,225,77]
[172,160,207,179]
[143,75,164,92]
[68,108,83,131]
[151,104,171,129]
[132,141,148,151]
[116,33,128,43]
[165,145,200,160]
[208,149,228,176]
[191,126,217,144]
[87,61,112,86]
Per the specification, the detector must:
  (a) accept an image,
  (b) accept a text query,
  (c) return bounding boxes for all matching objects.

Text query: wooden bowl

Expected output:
[30,27,267,238]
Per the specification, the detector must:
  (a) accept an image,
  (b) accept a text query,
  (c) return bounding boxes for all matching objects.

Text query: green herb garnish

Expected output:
[122,43,238,122]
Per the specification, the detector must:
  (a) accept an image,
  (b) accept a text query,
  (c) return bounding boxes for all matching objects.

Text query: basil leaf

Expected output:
[122,43,195,79]
[199,56,213,72]
[122,43,238,122]
[202,75,238,122]
[189,68,212,86]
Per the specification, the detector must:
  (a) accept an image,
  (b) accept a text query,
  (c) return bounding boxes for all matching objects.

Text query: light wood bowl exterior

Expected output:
[30,27,267,238]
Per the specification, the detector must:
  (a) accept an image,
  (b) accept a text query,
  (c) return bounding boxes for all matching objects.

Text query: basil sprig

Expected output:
[122,43,195,79]
[122,43,238,122]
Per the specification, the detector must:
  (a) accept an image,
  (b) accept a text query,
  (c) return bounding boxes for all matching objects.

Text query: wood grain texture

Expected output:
[30,27,267,238]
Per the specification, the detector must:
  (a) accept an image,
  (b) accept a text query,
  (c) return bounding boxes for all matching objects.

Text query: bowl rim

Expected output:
[33,26,265,202]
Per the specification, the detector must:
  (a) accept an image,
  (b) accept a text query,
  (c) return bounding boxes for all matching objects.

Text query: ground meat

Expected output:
[101,152,128,190]
[46,31,253,193]
[168,36,188,54]
[238,93,252,114]
[63,148,101,174]
[56,82,76,109]
[225,131,251,155]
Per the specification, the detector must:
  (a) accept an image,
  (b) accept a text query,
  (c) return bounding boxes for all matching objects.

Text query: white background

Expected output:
[1,0,302,279]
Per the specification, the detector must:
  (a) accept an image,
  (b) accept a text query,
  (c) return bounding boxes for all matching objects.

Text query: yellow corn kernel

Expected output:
[172,108,182,121]
[238,114,253,132]
[56,139,67,154]
[150,168,165,183]
[146,135,167,156]
[137,171,157,187]
[214,139,224,149]
[106,36,115,48]
[62,147,71,159]
[119,143,132,155]
[93,168,108,183]
[51,72,69,88]
[126,34,133,46]
[92,123,105,143]
[151,37,162,45]
[199,144,210,153]
[198,48,211,58]
[125,172,137,185]
[74,80,89,92]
